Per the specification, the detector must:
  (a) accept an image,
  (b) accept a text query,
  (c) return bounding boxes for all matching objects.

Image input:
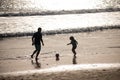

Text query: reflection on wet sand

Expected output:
[73,56,77,64]
[31,59,41,69]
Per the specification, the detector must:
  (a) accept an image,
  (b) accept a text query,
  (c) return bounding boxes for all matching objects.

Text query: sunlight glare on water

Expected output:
[40,0,103,10]
[0,0,120,12]
[0,12,120,34]
[24,0,120,10]
[0,0,120,35]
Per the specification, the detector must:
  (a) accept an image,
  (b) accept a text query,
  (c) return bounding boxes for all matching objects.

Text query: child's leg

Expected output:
[72,48,76,56]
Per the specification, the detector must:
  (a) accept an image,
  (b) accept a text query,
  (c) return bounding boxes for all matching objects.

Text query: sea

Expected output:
[0,0,120,37]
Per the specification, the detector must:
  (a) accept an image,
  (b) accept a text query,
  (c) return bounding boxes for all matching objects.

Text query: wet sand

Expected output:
[0,29,120,80]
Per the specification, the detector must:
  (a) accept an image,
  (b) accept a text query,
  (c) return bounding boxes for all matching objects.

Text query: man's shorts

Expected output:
[35,44,41,51]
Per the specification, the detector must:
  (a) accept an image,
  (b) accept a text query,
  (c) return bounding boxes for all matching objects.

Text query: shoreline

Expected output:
[0,64,120,80]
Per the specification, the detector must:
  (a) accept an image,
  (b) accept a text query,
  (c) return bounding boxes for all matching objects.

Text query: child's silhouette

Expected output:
[67,36,78,57]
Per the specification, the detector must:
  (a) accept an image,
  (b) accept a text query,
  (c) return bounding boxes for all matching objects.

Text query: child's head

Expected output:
[70,36,74,40]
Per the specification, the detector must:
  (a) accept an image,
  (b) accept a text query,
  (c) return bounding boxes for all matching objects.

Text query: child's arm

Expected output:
[67,42,71,45]
[76,40,78,45]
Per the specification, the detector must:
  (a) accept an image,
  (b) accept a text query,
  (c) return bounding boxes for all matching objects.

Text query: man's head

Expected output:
[38,27,42,32]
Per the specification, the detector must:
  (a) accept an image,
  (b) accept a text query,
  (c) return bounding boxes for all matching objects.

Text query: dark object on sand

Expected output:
[55,53,60,61]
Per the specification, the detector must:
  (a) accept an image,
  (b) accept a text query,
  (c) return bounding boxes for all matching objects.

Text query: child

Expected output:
[67,36,78,57]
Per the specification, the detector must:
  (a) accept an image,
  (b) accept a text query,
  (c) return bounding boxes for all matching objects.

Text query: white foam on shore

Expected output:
[0,63,120,76]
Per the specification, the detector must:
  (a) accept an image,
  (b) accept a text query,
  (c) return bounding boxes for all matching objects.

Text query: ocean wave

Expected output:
[0,8,120,17]
[0,25,120,38]
[0,63,120,80]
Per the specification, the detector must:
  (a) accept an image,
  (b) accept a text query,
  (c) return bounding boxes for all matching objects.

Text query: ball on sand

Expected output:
[55,53,59,58]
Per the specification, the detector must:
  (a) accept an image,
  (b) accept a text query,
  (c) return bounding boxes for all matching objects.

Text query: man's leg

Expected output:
[35,50,40,60]
[35,45,41,60]
[31,50,37,58]
[31,45,38,58]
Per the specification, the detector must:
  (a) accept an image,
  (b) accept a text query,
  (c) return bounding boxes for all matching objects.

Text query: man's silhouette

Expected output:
[31,27,44,60]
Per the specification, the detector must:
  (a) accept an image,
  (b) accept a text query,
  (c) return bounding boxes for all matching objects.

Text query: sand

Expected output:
[0,29,120,80]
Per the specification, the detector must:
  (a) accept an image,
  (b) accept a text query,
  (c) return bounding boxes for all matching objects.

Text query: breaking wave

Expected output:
[0,25,120,38]
[0,8,120,17]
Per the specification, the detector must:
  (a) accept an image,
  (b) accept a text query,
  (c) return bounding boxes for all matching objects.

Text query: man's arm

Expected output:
[40,34,44,46]
[32,35,35,45]
[41,38,44,46]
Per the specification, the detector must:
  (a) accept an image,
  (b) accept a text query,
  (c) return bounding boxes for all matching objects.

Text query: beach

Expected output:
[0,29,120,80]
[0,0,120,79]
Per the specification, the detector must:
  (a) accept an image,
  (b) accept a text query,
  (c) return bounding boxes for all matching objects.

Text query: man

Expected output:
[31,27,44,60]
